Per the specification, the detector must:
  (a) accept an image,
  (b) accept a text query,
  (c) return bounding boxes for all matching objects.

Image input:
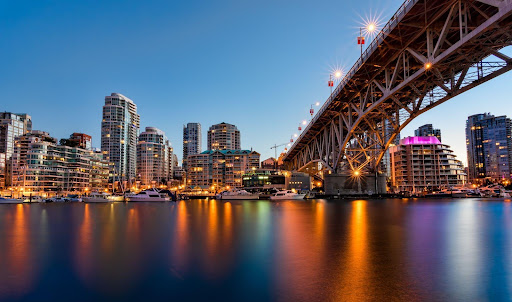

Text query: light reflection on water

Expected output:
[0,199,510,301]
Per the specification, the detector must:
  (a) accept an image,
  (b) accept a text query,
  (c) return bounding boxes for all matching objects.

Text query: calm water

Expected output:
[0,199,511,302]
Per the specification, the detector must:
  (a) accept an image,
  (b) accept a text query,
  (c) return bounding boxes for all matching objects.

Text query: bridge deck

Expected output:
[284,0,506,163]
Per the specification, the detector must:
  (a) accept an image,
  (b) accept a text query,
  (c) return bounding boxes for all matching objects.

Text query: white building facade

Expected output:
[101,93,140,183]
[136,127,173,187]
[207,122,240,150]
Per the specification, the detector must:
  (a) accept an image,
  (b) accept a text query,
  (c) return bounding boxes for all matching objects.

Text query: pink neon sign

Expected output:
[400,136,441,145]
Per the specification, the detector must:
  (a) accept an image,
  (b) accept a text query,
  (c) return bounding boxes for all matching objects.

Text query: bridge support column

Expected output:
[324,173,386,196]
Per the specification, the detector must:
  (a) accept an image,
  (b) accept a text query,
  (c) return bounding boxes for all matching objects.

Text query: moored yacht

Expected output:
[0,196,24,204]
[83,192,112,203]
[269,190,306,200]
[23,196,44,203]
[479,185,510,198]
[215,189,259,200]
[126,188,170,202]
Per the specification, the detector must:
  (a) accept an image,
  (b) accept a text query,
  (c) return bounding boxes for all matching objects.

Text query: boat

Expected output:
[269,190,306,200]
[424,191,452,198]
[67,194,83,202]
[83,192,112,203]
[126,189,170,202]
[23,196,44,203]
[479,185,510,198]
[304,191,317,199]
[109,195,125,202]
[215,189,259,200]
[48,197,68,203]
[439,188,468,198]
[0,196,24,204]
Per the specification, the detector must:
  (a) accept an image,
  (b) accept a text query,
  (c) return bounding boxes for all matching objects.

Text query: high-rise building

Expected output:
[171,154,178,168]
[101,93,140,183]
[415,124,442,141]
[187,150,260,188]
[466,113,512,182]
[183,123,201,170]
[136,127,173,186]
[207,122,240,150]
[0,112,31,187]
[389,136,466,193]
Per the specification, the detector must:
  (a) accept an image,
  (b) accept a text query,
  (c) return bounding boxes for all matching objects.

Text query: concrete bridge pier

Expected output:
[324,173,386,196]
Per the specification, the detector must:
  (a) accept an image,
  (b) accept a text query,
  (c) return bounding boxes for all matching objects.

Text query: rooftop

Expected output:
[200,149,258,155]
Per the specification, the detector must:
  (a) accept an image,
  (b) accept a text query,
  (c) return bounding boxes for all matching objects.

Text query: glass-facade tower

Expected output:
[466,113,512,181]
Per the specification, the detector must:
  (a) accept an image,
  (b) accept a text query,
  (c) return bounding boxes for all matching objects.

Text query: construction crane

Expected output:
[270,142,289,163]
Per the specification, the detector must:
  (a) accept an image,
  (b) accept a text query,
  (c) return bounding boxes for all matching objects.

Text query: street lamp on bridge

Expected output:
[358,20,379,57]
[328,70,343,93]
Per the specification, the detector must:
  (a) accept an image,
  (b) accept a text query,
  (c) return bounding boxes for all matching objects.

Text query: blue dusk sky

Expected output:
[1,0,511,165]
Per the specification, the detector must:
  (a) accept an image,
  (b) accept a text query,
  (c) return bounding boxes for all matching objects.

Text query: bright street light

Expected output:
[358,17,381,57]
[367,23,376,32]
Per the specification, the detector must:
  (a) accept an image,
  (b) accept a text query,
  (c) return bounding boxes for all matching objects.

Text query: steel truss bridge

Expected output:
[283,0,512,176]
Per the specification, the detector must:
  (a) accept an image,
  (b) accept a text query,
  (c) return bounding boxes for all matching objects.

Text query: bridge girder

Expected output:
[284,0,512,174]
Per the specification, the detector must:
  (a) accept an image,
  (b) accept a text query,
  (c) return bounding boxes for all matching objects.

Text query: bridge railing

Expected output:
[288,0,418,157]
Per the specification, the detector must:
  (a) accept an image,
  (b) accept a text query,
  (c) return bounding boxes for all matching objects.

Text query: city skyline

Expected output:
[1,1,512,301]
[1,0,511,166]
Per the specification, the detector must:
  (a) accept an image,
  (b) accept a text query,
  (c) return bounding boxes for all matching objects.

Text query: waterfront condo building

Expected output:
[389,136,466,193]
[101,93,140,183]
[0,112,32,187]
[207,122,240,150]
[466,113,512,182]
[187,150,260,189]
[414,124,442,142]
[182,123,201,170]
[12,131,109,195]
[136,127,173,187]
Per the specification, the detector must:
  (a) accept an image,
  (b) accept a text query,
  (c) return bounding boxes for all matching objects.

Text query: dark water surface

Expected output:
[0,199,511,301]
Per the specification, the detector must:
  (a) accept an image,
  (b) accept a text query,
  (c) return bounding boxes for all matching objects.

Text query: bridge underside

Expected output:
[284,0,512,176]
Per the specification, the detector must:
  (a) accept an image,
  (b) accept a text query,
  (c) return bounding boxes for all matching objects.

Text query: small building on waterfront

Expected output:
[242,169,285,190]
[285,171,311,191]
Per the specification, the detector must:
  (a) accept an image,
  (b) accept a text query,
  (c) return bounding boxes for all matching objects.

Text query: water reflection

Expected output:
[0,199,510,301]
[2,204,35,297]
[169,201,189,276]
[336,200,369,301]
[75,204,93,284]
[445,201,484,299]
